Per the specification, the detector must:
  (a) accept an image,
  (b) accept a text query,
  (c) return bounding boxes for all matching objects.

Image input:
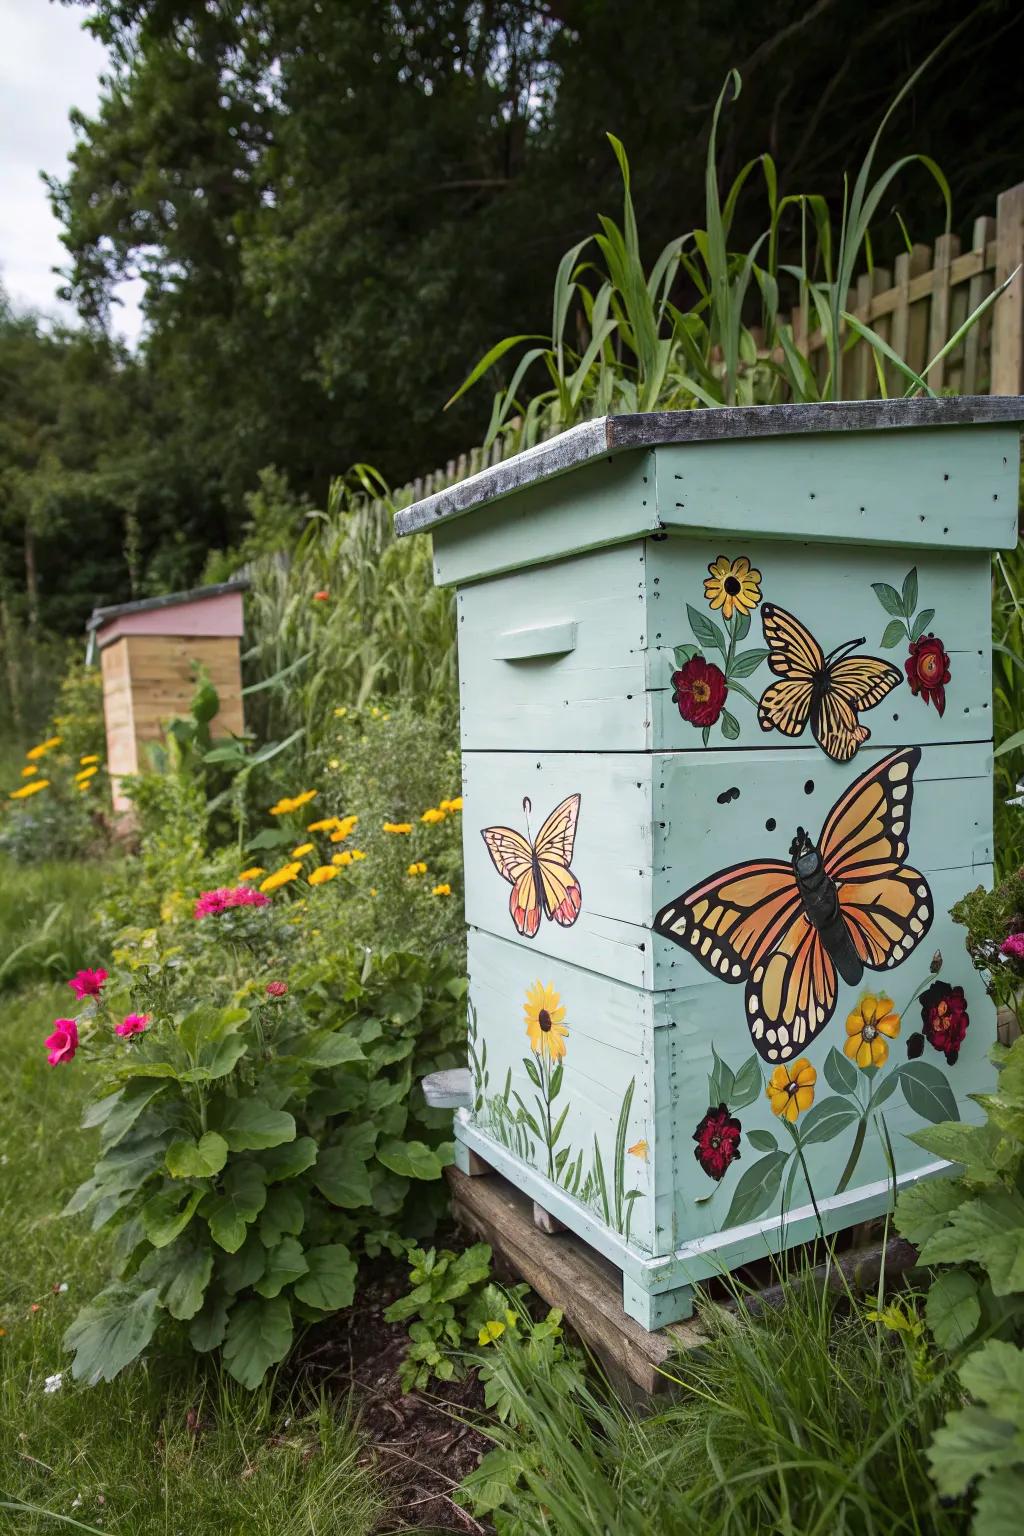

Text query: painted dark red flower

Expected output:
[920,980,970,1065]
[693,1104,742,1180]
[905,635,950,716]
[673,657,728,728]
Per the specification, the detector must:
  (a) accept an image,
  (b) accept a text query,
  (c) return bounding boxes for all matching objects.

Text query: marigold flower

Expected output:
[292,789,318,808]
[431,883,452,896]
[238,867,265,882]
[308,865,339,885]
[67,968,107,1000]
[420,808,446,825]
[26,736,61,761]
[21,765,37,778]
[332,851,352,867]
[115,1013,150,1038]
[76,780,93,792]
[351,849,366,861]
[440,796,463,813]
[44,1019,78,1066]
[291,842,315,857]
[766,1058,816,1122]
[269,797,296,816]
[79,755,99,766]
[523,981,568,1060]
[75,766,98,781]
[382,822,413,834]
[407,861,428,876]
[307,818,341,833]
[328,815,359,842]
[10,779,49,799]
[844,994,900,1069]
[259,862,303,893]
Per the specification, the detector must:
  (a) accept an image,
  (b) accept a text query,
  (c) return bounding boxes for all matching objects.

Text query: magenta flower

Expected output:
[45,1019,79,1066]
[115,1013,150,1038]
[1000,933,1024,961]
[66,968,108,1000]
[194,886,270,920]
[266,981,288,998]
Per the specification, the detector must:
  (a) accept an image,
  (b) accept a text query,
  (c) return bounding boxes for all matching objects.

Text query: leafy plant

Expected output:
[383,1241,503,1390]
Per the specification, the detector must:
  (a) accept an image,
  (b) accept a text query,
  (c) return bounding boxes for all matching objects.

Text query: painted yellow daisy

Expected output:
[703,555,762,621]
[523,981,569,1061]
[765,1058,816,1122]
[844,994,901,1069]
[308,865,338,885]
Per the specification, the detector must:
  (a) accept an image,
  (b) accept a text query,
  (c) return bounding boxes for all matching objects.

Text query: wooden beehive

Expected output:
[397,397,1024,1329]
[88,581,247,812]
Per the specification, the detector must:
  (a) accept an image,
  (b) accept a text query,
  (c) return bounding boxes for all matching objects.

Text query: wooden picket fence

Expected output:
[389,179,1024,512]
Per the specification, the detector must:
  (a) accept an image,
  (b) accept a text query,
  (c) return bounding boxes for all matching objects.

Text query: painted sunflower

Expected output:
[704,555,763,621]
[523,980,569,1061]
[765,1057,816,1122]
[844,993,900,1069]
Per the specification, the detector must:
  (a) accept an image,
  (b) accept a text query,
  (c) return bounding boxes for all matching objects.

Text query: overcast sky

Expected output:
[0,0,144,342]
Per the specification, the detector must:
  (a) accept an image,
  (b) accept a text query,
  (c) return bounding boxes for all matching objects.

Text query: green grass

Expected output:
[0,909,385,1533]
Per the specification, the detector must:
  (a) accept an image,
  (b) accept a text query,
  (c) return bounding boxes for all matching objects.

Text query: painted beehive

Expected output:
[396,398,1024,1328]
[88,581,247,812]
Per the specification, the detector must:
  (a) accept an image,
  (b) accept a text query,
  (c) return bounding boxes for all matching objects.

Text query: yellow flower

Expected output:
[79,754,100,766]
[269,797,297,816]
[440,796,463,813]
[328,758,340,770]
[75,766,98,781]
[332,851,352,867]
[420,807,446,825]
[478,1320,506,1345]
[432,883,452,896]
[238,867,265,881]
[9,779,49,799]
[351,849,366,861]
[334,707,348,718]
[291,842,315,857]
[292,789,318,809]
[627,1140,649,1160]
[259,862,302,893]
[844,994,901,1069]
[21,765,37,778]
[523,981,569,1061]
[407,861,428,876]
[329,815,359,842]
[766,1058,816,1122]
[308,865,339,885]
[382,822,412,834]
[703,556,762,621]
[26,736,61,761]
[307,818,341,833]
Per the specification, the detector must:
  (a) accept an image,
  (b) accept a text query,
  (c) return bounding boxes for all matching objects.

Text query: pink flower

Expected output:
[115,1013,150,1038]
[1000,933,1024,961]
[265,981,288,998]
[45,1019,79,1066]
[66,968,107,1000]
[194,886,270,920]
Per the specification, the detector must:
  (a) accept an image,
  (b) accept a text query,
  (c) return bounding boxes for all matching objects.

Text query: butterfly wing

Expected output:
[819,745,934,970]
[757,605,823,740]
[481,825,542,938]
[812,654,904,763]
[747,912,838,1062]
[533,794,583,928]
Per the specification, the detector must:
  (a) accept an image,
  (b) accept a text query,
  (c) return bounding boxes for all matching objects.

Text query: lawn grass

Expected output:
[0,870,386,1535]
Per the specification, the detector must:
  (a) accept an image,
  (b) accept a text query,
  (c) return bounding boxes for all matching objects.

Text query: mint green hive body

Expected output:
[397,399,1024,1328]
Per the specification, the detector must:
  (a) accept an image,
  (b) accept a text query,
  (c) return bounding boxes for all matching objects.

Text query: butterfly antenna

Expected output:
[522,797,532,838]
[825,634,867,664]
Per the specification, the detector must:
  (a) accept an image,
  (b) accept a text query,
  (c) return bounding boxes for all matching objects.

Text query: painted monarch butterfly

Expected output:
[653,747,933,1062]
[481,794,582,939]
[757,603,903,763]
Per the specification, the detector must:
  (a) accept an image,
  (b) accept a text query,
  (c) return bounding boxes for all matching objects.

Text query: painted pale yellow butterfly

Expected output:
[481,794,582,938]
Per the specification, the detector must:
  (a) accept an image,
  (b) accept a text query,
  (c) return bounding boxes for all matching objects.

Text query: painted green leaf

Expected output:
[313,1122,378,1207]
[523,1056,542,1089]
[824,1047,858,1098]
[376,1138,453,1181]
[880,618,907,650]
[925,1269,980,1351]
[223,1296,294,1389]
[672,643,700,670]
[201,1161,267,1252]
[293,1244,358,1312]
[260,1186,305,1248]
[899,1062,960,1124]
[549,1061,564,1099]
[141,1187,203,1248]
[215,1098,296,1152]
[719,708,740,741]
[724,1150,789,1227]
[217,1232,267,1294]
[895,1177,969,1247]
[745,1128,779,1153]
[63,1284,161,1384]
[188,1288,230,1352]
[709,1046,734,1107]
[258,1136,318,1182]
[729,648,769,678]
[164,1245,214,1322]
[867,1071,902,1113]
[730,1054,762,1111]
[901,566,919,614]
[254,1236,308,1299]
[165,1131,229,1179]
[798,1096,860,1147]
[732,610,751,643]
[686,603,726,655]
[911,607,936,642]
[872,580,906,617]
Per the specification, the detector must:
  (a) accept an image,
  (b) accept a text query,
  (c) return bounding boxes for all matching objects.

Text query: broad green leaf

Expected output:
[313,1123,377,1207]
[724,1150,790,1227]
[376,1138,453,1181]
[178,1004,245,1056]
[217,1233,267,1294]
[672,644,700,669]
[301,1031,365,1068]
[63,1284,161,1384]
[686,603,726,655]
[709,1045,734,1106]
[730,1054,763,1111]
[898,1062,960,1124]
[165,1131,228,1179]
[871,580,905,617]
[925,1269,980,1351]
[180,1035,247,1083]
[911,607,936,642]
[201,1161,267,1252]
[719,708,740,741]
[141,1187,203,1248]
[223,1296,294,1390]
[728,648,769,678]
[379,980,424,1025]
[927,1404,1019,1499]
[880,618,907,650]
[215,1098,296,1152]
[867,1071,902,1113]
[919,1192,1024,1294]
[293,1244,358,1311]
[255,1236,308,1299]
[260,1185,305,1248]
[164,1245,214,1321]
[85,1080,167,1151]
[798,1096,860,1147]
[972,1468,1024,1536]
[908,1119,1002,1179]
[258,1136,318,1182]
[823,1047,858,1098]
[960,1338,1024,1418]
[189,1289,230,1353]
[746,1128,779,1153]
[895,1177,969,1246]
[901,567,919,614]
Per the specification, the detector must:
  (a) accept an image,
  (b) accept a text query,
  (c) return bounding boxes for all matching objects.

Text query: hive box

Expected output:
[88,581,247,813]
[396,398,1024,1327]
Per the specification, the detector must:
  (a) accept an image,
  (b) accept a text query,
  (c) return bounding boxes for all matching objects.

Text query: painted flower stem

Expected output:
[786,1122,825,1240]
[834,1114,868,1196]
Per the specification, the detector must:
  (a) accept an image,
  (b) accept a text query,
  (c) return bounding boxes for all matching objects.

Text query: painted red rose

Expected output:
[905,634,950,716]
[920,980,970,1065]
[693,1104,742,1180]
[672,656,728,728]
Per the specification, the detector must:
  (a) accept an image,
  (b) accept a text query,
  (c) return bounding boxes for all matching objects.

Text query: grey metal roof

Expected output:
[394,396,1024,537]
[87,579,249,633]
